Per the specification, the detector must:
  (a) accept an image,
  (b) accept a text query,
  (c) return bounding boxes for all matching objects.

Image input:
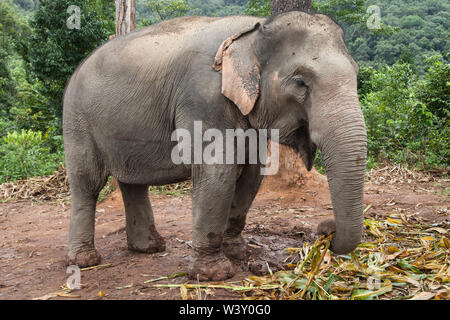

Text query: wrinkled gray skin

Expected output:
[63,11,367,281]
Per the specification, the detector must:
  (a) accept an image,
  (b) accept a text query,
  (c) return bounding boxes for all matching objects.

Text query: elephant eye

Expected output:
[296,79,307,88]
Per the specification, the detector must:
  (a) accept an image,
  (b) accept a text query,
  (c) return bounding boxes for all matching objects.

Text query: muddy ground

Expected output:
[0,173,448,300]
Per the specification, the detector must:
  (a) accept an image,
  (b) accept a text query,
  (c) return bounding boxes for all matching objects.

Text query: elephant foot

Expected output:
[188,252,236,281]
[223,235,248,261]
[66,248,101,268]
[317,219,336,237]
[127,229,166,254]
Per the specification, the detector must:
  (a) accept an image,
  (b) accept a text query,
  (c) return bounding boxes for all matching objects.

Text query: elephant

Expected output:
[63,10,367,281]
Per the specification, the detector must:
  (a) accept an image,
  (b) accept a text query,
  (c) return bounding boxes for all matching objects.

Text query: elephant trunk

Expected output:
[314,101,367,254]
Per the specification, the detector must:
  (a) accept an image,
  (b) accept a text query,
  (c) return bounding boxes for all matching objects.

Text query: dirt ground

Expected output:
[0,171,448,300]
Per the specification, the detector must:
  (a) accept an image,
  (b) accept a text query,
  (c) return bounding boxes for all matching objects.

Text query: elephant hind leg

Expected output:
[118,182,166,253]
[66,160,108,268]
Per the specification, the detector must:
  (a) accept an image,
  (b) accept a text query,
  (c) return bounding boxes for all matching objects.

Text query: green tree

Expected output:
[418,53,450,119]
[27,0,113,121]
[0,59,15,115]
[144,0,193,24]
[398,46,418,73]
[0,0,32,57]
[400,15,425,29]
[88,0,115,33]
[0,1,32,114]
[12,0,38,11]
[345,0,449,71]
[0,129,64,183]
[361,61,449,169]
[186,0,246,18]
[245,0,271,16]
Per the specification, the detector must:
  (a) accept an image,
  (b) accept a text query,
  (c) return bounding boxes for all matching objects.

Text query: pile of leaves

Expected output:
[0,165,119,203]
[0,163,189,202]
[238,216,449,300]
[160,215,449,300]
[365,164,442,185]
[0,164,70,203]
[149,180,192,196]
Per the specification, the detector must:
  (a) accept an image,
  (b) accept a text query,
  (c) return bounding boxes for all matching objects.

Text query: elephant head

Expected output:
[214,11,367,254]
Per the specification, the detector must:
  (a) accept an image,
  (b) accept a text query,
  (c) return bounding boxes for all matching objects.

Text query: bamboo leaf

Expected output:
[180,284,188,300]
[351,281,393,300]
[409,292,436,300]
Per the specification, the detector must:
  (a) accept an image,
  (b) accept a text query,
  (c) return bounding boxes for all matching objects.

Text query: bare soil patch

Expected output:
[0,170,448,300]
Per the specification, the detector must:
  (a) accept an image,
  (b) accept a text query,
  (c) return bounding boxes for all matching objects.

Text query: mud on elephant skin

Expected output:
[63,11,367,281]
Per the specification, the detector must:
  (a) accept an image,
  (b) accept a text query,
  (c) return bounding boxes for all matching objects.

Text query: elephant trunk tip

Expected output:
[317,219,362,254]
[329,239,360,255]
[330,227,362,255]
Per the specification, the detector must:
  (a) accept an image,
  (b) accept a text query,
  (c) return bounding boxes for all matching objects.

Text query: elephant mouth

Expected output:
[281,122,318,171]
[308,143,317,171]
[298,138,317,172]
[311,142,317,154]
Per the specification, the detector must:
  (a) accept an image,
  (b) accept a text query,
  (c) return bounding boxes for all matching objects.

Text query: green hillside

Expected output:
[346,0,449,68]
[134,0,450,70]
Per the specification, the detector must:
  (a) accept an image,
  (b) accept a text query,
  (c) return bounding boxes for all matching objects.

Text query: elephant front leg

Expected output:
[223,164,264,261]
[188,164,237,281]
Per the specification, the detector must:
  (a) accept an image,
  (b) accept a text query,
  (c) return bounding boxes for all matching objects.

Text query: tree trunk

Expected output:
[264,0,326,190]
[115,0,136,36]
[271,0,312,15]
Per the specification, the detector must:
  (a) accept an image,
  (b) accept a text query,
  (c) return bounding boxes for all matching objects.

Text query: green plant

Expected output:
[361,60,449,169]
[313,150,326,174]
[141,0,193,25]
[27,0,113,120]
[418,53,450,119]
[0,129,64,183]
[245,0,271,16]
[149,182,191,196]
[357,64,376,97]
[97,177,117,202]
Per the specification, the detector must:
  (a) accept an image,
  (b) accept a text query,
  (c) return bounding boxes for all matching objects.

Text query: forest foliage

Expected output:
[0,0,448,183]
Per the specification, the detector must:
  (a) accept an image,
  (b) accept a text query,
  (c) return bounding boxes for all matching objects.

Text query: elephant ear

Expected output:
[213,23,261,116]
